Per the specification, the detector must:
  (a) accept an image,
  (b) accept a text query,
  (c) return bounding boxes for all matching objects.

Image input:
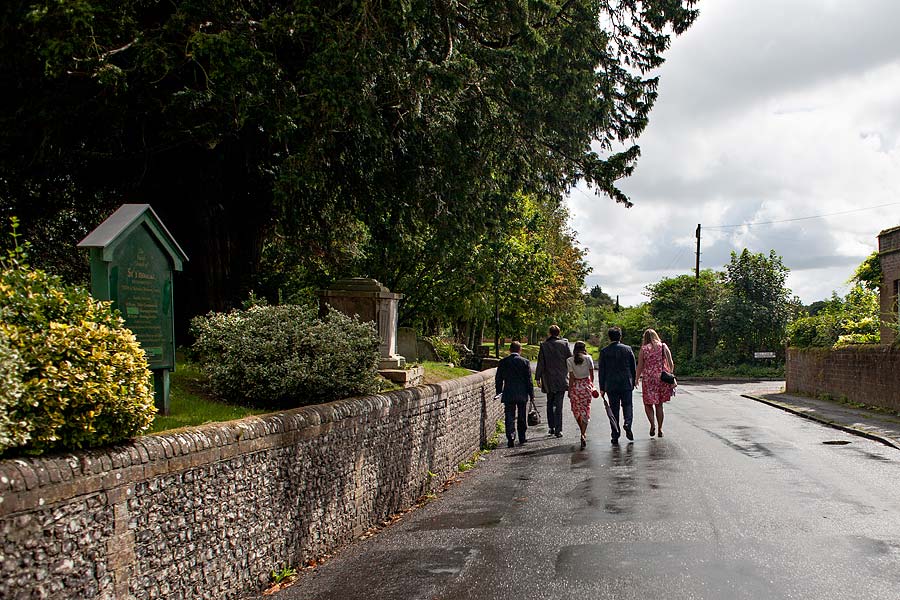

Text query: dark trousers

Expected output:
[546,390,565,434]
[505,399,528,443]
[607,386,633,440]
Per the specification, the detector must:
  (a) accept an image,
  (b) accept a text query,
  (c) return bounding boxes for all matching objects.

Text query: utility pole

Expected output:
[692,224,701,360]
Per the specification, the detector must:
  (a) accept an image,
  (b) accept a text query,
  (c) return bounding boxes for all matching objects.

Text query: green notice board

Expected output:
[109,227,175,370]
[78,204,187,377]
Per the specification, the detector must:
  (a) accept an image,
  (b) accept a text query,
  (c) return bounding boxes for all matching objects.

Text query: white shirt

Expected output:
[566,354,594,379]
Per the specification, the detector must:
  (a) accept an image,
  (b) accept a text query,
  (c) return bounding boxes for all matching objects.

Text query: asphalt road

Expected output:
[257,382,900,600]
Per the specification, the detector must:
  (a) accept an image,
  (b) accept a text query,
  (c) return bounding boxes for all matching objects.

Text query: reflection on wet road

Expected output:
[261,382,900,600]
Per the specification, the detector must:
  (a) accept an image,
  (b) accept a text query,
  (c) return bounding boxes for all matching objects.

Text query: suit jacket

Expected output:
[496,353,534,403]
[598,342,636,391]
[535,336,571,393]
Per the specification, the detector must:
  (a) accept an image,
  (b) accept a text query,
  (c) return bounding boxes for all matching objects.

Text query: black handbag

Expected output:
[658,343,676,385]
[527,398,541,426]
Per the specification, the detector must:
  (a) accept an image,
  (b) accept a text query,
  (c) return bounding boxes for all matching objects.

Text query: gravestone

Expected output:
[318,278,405,369]
[78,204,187,415]
[397,327,418,363]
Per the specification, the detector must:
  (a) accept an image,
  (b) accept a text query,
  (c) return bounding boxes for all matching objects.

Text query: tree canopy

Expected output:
[0,0,698,333]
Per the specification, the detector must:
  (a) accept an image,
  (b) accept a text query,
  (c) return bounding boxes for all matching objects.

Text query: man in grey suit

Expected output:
[496,342,535,448]
[535,324,571,438]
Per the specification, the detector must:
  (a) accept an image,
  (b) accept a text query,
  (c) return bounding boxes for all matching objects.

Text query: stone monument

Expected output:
[78,204,188,415]
[318,278,405,369]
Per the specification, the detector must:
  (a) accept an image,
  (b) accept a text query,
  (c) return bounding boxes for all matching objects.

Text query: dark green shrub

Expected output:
[191,304,381,407]
[0,228,156,455]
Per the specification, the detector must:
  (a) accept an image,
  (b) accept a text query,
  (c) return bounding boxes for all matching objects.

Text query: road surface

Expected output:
[258,382,900,600]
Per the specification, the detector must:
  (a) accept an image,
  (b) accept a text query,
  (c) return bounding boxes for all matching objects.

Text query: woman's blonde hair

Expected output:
[642,328,661,346]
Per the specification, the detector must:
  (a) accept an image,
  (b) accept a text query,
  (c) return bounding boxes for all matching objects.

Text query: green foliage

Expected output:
[787,283,880,348]
[499,343,540,362]
[0,221,155,455]
[585,285,615,308]
[485,419,504,451]
[676,359,784,379]
[191,304,382,407]
[1,0,698,332]
[850,251,882,291]
[716,250,795,358]
[270,566,297,585]
[646,269,720,363]
[610,303,658,346]
[0,331,29,452]
[425,337,461,364]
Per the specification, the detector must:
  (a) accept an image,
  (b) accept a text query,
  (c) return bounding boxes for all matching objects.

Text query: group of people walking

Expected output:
[496,324,675,448]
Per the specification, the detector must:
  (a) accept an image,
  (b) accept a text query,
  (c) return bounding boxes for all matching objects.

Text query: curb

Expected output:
[741,394,899,450]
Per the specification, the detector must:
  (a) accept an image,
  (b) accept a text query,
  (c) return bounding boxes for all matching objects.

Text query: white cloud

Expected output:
[569,0,900,305]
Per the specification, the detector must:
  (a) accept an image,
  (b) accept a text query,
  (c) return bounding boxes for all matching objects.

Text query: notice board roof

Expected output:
[78,204,188,270]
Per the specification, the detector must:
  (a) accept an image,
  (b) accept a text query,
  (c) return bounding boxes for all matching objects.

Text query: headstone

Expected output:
[318,278,405,369]
[78,204,187,415]
[417,338,441,362]
[397,327,418,362]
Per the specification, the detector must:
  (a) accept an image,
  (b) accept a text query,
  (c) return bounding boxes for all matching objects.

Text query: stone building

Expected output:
[878,225,900,345]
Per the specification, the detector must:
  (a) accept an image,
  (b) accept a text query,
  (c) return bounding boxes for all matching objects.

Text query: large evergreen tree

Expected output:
[0,0,698,329]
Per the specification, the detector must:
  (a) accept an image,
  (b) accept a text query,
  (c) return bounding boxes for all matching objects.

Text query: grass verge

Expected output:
[496,343,540,361]
[148,362,265,434]
[421,361,475,384]
[151,360,481,434]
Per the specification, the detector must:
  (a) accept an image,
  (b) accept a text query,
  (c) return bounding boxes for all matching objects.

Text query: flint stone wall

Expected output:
[0,370,502,600]
[786,346,900,411]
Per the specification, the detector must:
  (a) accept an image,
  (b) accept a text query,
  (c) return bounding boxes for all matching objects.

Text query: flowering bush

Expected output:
[191,303,382,407]
[0,221,155,455]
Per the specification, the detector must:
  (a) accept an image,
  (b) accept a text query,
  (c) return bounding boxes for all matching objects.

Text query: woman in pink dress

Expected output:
[567,341,595,449]
[635,328,675,437]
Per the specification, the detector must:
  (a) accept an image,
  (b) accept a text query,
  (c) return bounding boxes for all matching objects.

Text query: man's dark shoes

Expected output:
[507,439,515,448]
[519,438,527,445]
[555,432,563,438]
[624,427,634,441]
[611,437,619,445]
[548,429,556,436]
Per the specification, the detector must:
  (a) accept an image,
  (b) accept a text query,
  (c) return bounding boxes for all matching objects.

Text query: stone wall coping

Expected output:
[788,344,898,355]
[878,225,900,238]
[0,369,496,516]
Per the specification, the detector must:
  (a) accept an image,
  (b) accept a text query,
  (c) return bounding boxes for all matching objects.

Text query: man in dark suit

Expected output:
[496,341,535,448]
[535,324,571,438]
[598,326,637,444]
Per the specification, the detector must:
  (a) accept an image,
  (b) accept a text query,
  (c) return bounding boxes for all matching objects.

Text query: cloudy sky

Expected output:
[568,0,900,306]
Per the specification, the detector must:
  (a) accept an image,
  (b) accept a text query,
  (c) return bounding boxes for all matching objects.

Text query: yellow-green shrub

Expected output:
[0,252,156,455]
[0,331,29,452]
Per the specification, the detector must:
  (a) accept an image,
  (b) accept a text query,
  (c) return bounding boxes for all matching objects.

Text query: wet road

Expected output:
[260,382,900,600]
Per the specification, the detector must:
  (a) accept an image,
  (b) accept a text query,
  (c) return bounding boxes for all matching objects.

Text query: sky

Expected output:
[568,0,900,306]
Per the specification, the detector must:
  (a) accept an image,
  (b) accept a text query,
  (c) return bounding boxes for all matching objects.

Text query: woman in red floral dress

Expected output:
[567,341,595,449]
[635,328,675,437]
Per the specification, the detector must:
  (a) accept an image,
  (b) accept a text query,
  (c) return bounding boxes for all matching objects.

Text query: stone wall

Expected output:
[786,346,900,411]
[0,371,503,600]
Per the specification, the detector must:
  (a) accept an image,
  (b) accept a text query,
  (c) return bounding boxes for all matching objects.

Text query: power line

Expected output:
[705,201,900,230]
